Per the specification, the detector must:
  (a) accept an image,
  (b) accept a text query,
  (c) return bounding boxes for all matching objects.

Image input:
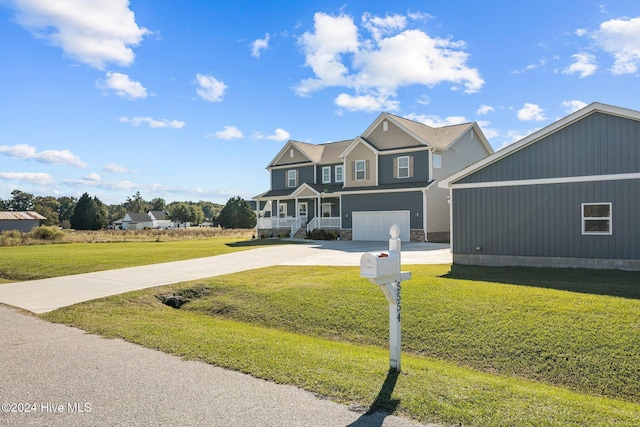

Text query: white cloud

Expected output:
[0,172,54,186]
[267,128,291,142]
[295,12,484,111]
[476,121,499,140]
[104,163,132,173]
[592,17,640,74]
[405,113,468,127]
[296,12,359,96]
[335,93,400,112]
[251,33,270,58]
[563,53,598,78]
[214,126,244,140]
[83,172,101,182]
[99,72,147,99]
[517,103,546,122]
[0,143,87,167]
[195,73,227,102]
[63,177,137,190]
[477,104,495,115]
[11,0,149,69]
[362,13,407,40]
[119,116,185,129]
[512,58,548,74]
[254,128,291,142]
[562,100,588,114]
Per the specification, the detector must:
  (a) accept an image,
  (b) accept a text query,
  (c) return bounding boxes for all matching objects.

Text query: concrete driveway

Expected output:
[0,240,451,314]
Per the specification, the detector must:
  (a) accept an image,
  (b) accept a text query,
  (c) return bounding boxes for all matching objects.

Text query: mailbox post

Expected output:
[360,224,411,372]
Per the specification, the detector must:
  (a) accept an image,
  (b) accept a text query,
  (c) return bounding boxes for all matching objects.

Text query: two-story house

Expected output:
[255,113,493,241]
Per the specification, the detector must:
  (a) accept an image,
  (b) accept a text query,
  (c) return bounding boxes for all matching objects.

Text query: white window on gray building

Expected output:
[582,203,612,235]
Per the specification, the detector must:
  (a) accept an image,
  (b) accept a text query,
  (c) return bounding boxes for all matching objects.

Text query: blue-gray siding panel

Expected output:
[453,180,640,260]
[271,166,315,190]
[378,151,430,185]
[459,112,640,184]
[342,192,423,229]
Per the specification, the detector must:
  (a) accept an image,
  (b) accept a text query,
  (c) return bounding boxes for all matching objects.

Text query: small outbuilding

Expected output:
[439,102,640,271]
[0,211,46,232]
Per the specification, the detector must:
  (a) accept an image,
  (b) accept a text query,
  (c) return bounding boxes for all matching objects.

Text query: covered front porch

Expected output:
[255,185,341,237]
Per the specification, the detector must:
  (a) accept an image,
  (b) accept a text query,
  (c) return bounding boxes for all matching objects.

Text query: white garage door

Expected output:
[352,211,411,241]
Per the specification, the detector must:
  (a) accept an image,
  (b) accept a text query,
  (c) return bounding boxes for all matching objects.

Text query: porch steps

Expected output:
[293,228,307,239]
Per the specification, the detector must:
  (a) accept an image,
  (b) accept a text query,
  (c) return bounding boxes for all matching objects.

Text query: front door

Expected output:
[298,202,308,226]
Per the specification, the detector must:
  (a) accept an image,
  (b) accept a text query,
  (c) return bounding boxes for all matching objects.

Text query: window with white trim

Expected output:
[335,165,343,182]
[582,203,612,235]
[355,160,366,180]
[287,170,297,187]
[397,156,409,178]
[322,203,332,217]
[279,203,287,218]
[322,166,331,183]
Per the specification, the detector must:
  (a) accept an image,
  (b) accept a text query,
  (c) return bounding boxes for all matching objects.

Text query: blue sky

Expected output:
[1,0,640,205]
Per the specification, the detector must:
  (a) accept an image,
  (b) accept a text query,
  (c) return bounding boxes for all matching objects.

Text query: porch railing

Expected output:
[290,216,303,237]
[257,217,296,229]
[306,217,340,232]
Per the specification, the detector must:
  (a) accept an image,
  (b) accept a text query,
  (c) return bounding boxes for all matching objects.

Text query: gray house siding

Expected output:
[0,219,40,232]
[378,151,430,185]
[458,112,640,185]
[342,191,423,229]
[453,179,640,267]
[271,165,315,190]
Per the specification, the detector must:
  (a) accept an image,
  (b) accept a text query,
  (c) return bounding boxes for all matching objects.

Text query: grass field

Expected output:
[42,264,640,426]
[0,235,291,281]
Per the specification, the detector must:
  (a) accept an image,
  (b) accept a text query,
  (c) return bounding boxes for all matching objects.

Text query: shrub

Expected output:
[306,228,339,240]
[27,226,65,241]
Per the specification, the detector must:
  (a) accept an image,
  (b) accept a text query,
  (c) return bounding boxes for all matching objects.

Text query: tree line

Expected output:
[0,190,256,230]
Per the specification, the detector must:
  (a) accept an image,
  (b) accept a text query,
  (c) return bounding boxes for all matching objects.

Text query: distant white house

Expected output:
[114,210,172,230]
[148,210,171,229]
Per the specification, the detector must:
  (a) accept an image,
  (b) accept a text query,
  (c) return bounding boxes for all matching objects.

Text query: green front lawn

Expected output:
[42,264,640,426]
[0,238,280,281]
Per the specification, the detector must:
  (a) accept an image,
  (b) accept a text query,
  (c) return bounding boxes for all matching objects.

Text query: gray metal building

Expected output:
[439,102,640,271]
[0,211,46,232]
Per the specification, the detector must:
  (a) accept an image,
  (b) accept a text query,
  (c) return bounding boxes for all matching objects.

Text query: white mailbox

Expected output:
[359,224,411,372]
[360,252,400,284]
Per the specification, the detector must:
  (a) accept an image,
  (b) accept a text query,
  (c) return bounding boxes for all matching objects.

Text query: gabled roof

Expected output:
[148,210,168,220]
[0,211,46,220]
[124,212,151,222]
[267,111,493,169]
[339,136,379,159]
[439,102,640,188]
[362,112,480,151]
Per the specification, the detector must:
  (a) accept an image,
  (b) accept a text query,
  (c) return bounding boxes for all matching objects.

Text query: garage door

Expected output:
[352,211,411,241]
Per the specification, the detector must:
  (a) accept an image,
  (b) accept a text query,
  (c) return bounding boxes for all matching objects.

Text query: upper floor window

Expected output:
[355,160,366,180]
[287,170,297,188]
[433,154,442,169]
[397,156,409,178]
[582,203,612,235]
[322,166,331,183]
[335,165,344,182]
